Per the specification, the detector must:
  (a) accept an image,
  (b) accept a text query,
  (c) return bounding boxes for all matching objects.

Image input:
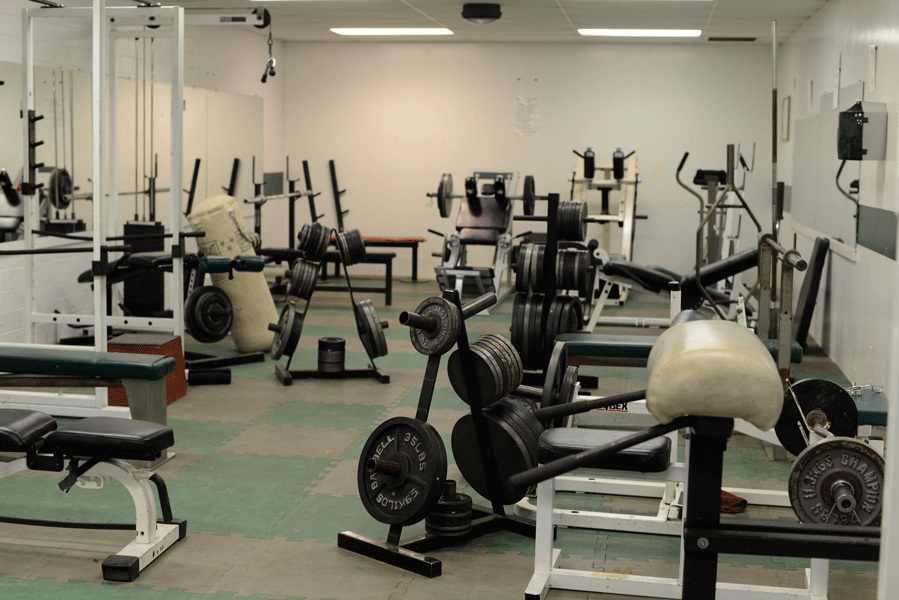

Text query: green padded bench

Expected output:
[0,408,185,581]
[0,345,176,424]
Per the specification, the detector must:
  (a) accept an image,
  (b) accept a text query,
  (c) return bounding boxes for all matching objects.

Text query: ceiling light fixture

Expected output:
[330,28,453,36]
[579,29,701,38]
[462,3,502,24]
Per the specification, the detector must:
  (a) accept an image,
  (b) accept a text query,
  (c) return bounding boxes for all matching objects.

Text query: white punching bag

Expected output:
[187,195,277,353]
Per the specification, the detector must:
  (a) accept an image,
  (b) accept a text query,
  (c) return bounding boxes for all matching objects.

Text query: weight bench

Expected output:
[0,344,176,423]
[0,409,185,582]
[318,250,396,305]
[521,319,840,600]
[356,236,425,280]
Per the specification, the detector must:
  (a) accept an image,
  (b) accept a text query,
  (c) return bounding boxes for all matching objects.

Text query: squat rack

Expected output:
[14,3,184,417]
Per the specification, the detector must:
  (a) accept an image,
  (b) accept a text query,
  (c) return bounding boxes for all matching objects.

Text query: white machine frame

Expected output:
[10,4,184,418]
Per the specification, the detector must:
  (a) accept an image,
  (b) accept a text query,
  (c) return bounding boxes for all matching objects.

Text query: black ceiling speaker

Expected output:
[462,3,502,24]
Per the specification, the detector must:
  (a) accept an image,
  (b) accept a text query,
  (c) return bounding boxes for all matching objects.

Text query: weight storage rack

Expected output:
[338,288,535,577]
[273,228,389,386]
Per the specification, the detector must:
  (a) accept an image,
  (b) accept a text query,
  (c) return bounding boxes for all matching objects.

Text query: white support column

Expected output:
[170,6,185,338]
[21,8,35,344]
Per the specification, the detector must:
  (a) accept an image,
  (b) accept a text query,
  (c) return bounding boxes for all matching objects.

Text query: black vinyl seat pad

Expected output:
[538,427,671,473]
[44,417,174,459]
[0,409,57,452]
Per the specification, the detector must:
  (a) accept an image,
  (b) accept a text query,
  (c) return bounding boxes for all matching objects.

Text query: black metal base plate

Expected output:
[275,364,390,386]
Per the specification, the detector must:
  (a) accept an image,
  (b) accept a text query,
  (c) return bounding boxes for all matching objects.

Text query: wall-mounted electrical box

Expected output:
[838,101,887,160]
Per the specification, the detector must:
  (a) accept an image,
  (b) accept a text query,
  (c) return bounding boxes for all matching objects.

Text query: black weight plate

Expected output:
[521,293,535,369]
[499,397,545,447]
[541,342,568,416]
[270,302,304,360]
[523,175,536,216]
[481,333,523,397]
[191,286,233,343]
[183,284,204,339]
[529,245,542,293]
[511,293,527,364]
[409,296,461,355]
[776,379,859,456]
[356,299,388,358]
[309,223,331,263]
[299,260,320,300]
[437,173,453,218]
[515,244,531,293]
[347,228,366,265]
[490,400,539,467]
[48,167,73,210]
[336,231,352,266]
[446,346,501,408]
[358,416,448,526]
[297,223,310,252]
[425,487,473,537]
[472,342,506,407]
[526,295,544,371]
[553,365,579,427]
[451,411,532,505]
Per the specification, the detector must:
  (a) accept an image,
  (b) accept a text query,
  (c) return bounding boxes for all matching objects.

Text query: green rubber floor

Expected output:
[0,280,881,599]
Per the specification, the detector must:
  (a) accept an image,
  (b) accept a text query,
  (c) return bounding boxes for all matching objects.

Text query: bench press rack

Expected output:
[338,289,534,577]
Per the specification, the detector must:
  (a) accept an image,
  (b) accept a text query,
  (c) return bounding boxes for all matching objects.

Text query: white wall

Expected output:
[778,0,898,398]
[279,42,773,279]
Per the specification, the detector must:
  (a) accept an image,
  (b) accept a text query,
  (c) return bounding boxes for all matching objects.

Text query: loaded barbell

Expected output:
[427,173,540,218]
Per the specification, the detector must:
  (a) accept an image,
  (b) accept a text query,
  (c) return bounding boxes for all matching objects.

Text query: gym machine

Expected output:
[569,147,645,310]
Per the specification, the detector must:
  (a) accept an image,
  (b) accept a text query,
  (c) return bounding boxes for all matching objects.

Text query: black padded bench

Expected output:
[0,345,176,423]
[318,250,396,305]
[0,409,185,582]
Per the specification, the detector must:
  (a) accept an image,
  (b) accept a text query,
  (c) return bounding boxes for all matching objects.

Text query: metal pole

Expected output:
[22,7,35,344]
[171,5,185,338]
[771,20,778,241]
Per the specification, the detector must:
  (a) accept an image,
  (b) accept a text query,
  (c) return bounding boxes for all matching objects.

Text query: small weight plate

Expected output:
[358,416,448,526]
[409,296,461,355]
[541,342,569,416]
[451,411,532,505]
[788,436,885,526]
[276,302,304,359]
[776,379,859,457]
[511,293,527,363]
[297,223,310,253]
[437,173,454,218]
[523,175,536,216]
[355,299,388,359]
[425,486,473,537]
[192,286,234,343]
[48,167,73,210]
[299,260,320,300]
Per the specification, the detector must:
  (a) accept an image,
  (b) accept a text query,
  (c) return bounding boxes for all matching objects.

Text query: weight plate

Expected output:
[451,411,533,505]
[308,222,331,263]
[345,228,366,265]
[541,342,569,418]
[558,201,587,242]
[358,416,448,526]
[788,436,885,526]
[425,484,473,537]
[555,365,579,426]
[437,173,453,218]
[499,397,545,448]
[472,342,505,405]
[355,299,388,359]
[446,345,502,408]
[491,400,540,467]
[527,295,545,370]
[270,302,304,360]
[48,167,73,210]
[480,333,523,397]
[523,175,536,216]
[297,223,310,252]
[409,296,461,355]
[336,231,351,266]
[288,258,318,299]
[515,244,531,293]
[189,286,233,343]
[183,284,204,339]
[776,379,859,457]
[529,245,542,294]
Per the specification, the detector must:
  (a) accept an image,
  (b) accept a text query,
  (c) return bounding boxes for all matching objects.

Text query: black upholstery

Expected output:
[0,409,57,451]
[538,428,671,473]
[792,237,829,349]
[45,417,174,459]
[456,197,511,245]
[679,247,759,309]
[602,261,673,293]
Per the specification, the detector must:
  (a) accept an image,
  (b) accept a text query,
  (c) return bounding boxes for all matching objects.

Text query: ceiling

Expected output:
[120,0,830,44]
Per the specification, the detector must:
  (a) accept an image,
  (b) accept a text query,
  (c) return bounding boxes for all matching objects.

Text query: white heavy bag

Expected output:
[187,195,278,352]
[646,320,783,431]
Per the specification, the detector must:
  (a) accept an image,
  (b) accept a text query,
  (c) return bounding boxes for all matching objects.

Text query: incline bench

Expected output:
[0,409,185,581]
[0,344,176,423]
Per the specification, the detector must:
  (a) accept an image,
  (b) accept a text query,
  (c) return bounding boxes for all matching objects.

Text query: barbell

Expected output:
[427,173,540,218]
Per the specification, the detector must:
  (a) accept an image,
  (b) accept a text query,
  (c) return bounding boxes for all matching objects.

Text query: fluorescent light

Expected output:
[330,28,453,36]
[579,29,701,38]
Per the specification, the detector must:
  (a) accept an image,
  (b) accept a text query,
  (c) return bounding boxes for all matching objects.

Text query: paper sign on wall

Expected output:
[514,95,540,136]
